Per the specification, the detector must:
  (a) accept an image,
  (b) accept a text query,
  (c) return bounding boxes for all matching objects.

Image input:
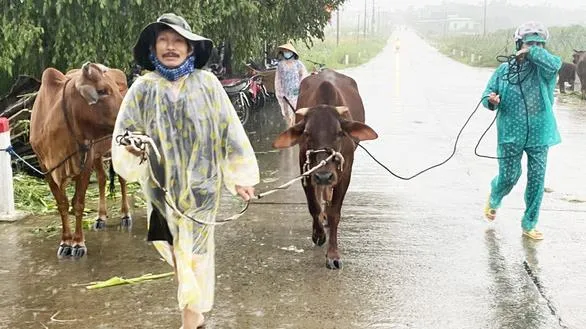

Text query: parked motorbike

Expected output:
[219,74,269,125]
[220,77,251,125]
[245,61,275,100]
[206,44,272,125]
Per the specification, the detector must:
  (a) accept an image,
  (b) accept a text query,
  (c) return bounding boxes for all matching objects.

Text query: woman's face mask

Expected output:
[283,51,294,59]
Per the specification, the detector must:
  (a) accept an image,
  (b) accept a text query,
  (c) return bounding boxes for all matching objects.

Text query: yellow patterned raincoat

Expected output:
[111,69,259,312]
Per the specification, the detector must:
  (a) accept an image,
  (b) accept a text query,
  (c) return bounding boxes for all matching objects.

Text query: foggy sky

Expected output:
[341,0,586,11]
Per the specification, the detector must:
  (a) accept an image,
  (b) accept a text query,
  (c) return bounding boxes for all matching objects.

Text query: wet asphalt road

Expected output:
[1,30,586,329]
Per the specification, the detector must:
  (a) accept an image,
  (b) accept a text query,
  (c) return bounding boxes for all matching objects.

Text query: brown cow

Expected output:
[30,62,130,258]
[572,50,586,99]
[558,62,576,94]
[272,69,378,269]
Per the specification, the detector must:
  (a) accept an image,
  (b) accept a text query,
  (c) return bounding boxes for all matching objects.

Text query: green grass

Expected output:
[12,172,145,216]
[13,174,57,214]
[428,25,586,67]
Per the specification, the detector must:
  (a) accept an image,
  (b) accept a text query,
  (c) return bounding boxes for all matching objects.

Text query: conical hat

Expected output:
[277,43,299,57]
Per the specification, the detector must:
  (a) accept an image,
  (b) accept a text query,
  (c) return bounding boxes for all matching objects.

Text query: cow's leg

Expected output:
[119,176,132,228]
[325,174,351,270]
[46,178,73,258]
[71,170,92,258]
[94,158,107,230]
[559,80,565,93]
[303,184,326,246]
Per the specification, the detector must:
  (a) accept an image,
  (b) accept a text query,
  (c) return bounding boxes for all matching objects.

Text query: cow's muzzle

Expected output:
[302,148,345,187]
[314,171,334,185]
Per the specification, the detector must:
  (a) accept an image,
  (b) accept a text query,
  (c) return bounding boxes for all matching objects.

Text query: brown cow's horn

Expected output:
[335,106,349,115]
[296,107,309,116]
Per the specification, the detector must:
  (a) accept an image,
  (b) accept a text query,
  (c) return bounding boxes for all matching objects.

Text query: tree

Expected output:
[0,0,345,95]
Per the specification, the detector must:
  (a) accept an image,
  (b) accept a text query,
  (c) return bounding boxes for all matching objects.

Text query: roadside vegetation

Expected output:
[13,173,145,222]
[0,0,345,95]
[426,25,586,101]
[295,27,392,71]
[428,25,586,67]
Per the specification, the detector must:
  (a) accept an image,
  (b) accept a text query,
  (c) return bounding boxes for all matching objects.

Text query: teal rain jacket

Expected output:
[482,46,562,150]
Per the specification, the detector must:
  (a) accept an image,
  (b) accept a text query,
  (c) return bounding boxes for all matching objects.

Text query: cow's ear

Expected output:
[272,121,305,149]
[77,84,99,105]
[341,120,378,141]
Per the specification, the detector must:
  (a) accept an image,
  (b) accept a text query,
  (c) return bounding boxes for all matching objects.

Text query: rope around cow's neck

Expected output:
[116,131,339,225]
[4,134,113,176]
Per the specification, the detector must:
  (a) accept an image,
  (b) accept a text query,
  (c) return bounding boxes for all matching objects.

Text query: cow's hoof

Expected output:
[93,219,106,230]
[120,215,132,228]
[326,258,343,270]
[312,233,326,246]
[72,245,87,258]
[57,244,72,258]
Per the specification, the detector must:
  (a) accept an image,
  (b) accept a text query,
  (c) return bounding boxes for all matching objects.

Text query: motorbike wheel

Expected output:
[254,90,265,111]
[230,94,250,125]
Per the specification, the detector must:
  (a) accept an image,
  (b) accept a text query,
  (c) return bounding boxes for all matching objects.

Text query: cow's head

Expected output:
[572,49,586,65]
[72,62,127,132]
[272,105,378,191]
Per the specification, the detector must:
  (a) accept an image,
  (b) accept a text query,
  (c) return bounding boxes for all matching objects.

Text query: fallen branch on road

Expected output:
[74,272,175,290]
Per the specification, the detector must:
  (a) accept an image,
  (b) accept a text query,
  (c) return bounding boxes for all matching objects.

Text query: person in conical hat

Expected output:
[111,13,259,329]
[274,42,308,127]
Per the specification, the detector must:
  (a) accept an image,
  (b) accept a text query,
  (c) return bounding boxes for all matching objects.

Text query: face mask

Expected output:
[283,51,294,59]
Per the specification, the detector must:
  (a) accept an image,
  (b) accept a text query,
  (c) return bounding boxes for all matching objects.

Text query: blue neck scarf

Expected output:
[149,52,196,81]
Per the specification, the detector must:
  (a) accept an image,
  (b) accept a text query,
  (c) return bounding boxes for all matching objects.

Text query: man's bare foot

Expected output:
[182,307,205,329]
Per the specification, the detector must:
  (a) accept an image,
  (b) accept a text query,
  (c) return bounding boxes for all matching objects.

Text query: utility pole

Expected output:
[371,0,375,35]
[357,14,361,43]
[377,8,383,33]
[364,0,368,39]
[483,0,487,36]
[337,9,340,45]
[443,1,448,37]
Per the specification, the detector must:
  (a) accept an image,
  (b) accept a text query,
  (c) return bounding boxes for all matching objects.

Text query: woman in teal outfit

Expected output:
[482,21,562,240]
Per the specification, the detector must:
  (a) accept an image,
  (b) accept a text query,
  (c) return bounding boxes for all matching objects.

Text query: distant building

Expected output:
[416,15,480,36]
[447,17,479,33]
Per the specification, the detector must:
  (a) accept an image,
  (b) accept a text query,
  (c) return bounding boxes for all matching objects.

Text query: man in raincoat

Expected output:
[482,21,561,240]
[274,43,308,127]
[111,13,259,329]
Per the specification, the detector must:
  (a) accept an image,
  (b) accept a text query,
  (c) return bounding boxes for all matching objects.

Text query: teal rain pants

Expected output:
[489,144,549,231]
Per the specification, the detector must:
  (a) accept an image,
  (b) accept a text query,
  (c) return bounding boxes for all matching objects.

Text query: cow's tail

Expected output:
[108,160,116,195]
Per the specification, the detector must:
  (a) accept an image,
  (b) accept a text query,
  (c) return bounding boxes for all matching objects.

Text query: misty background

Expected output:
[331,0,586,38]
